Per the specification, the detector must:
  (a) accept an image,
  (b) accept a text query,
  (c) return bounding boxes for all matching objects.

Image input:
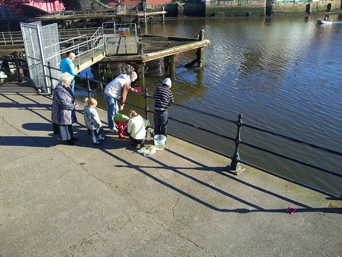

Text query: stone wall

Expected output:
[267,0,341,16]
[70,0,341,16]
[204,0,341,17]
[147,0,173,5]
[182,2,206,16]
[204,0,266,17]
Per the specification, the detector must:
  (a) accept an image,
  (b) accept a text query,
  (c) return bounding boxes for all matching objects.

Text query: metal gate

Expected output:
[20,22,60,92]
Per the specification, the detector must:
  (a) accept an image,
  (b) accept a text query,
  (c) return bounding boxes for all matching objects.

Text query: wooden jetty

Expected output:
[1,24,210,88]
[102,31,210,86]
[27,9,167,28]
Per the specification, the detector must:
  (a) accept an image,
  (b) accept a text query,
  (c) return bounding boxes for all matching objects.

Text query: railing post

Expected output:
[225,114,244,175]
[47,61,53,95]
[86,72,91,98]
[144,87,149,120]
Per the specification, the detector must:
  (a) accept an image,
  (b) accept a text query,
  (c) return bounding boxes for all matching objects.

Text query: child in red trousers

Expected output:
[114,113,129,139]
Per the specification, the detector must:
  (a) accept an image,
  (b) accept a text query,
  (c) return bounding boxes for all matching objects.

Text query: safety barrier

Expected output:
[11,58,342,200]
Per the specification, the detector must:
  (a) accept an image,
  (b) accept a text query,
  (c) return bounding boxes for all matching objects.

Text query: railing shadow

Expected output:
[103,147,342,214]
[1,86,341,215]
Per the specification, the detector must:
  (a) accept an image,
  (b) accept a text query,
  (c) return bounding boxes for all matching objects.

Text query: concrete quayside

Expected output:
[0,82,341,256]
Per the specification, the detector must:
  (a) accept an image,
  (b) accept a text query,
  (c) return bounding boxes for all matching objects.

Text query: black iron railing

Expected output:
[12,60,342,200]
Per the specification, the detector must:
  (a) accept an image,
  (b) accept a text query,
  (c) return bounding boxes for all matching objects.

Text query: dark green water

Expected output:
[78,15,342,196]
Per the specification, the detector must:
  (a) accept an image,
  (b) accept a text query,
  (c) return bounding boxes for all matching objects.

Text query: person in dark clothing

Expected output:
[153,78,174,137]
[51,72,78,145]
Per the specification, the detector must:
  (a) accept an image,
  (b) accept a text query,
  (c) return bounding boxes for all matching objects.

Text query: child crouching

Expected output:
[114,113,129,139]
[84,98,105,145]
[127,110,146,148]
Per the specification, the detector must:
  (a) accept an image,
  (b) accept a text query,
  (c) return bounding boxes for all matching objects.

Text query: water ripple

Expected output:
[147,18,342,195]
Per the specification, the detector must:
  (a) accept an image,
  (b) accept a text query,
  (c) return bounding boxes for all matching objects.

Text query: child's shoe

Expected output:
[118,129,126,139]
[92,136,100,145]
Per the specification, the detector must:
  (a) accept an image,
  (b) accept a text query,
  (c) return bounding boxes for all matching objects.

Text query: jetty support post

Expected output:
[170,55,175,77]
[137,25,141,36]
[137,63,145,88]
[164,55,175,78]
[136,9,140,24]
[198,29,205,67]
[225,114,244,175]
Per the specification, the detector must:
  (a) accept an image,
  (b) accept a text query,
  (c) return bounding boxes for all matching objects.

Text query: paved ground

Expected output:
[0,82,341,257]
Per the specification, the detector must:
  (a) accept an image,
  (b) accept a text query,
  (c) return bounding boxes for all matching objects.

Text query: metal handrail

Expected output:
[90,27,104,49]
[77,76,342,199]
[0,28,101,46]
[0,31,23,46]
[13,58,342,199]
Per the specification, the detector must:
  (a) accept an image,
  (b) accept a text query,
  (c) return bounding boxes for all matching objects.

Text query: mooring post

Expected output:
[86,72,91,98]
[47,62,54,95]
[137,63,145,88]
[162,7,165,23]
[198,29,205,40]
[225,114,244,175]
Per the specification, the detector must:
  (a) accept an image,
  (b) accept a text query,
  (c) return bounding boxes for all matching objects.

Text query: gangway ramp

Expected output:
[106,36,138,56]
[73,48,105,74]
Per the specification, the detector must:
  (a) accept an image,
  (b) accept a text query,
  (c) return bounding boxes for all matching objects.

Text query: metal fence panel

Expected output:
[20,22,61,92]
[42,23,61,89]
[20,22,46,91]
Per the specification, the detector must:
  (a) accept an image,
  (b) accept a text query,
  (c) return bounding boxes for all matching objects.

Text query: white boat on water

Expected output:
[317,19,342,24]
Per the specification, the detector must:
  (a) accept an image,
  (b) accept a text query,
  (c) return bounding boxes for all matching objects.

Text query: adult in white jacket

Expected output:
[127,110,146,147]
[103,72,137,132]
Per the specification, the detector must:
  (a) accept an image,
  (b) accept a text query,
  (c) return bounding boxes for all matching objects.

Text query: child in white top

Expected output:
[127,110,146,147]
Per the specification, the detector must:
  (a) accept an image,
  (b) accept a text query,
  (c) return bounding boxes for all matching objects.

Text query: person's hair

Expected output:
[129,110,138,118]
[129,71,137,82]
[59,72,73,86]
[85,97,97,107]
[68,52,75,58]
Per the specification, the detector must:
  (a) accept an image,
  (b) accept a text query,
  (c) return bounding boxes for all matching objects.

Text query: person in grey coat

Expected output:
[52,72,78,145]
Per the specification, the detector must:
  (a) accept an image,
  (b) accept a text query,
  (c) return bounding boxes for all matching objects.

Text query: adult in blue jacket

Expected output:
[60,52,76,92]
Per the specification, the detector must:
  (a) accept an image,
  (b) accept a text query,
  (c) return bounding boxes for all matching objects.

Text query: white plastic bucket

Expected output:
[154,134,167,150]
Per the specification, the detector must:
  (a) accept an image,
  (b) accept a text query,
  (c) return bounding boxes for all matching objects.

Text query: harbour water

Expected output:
[82,15,342,196]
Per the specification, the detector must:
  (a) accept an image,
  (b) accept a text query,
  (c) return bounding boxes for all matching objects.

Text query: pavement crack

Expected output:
[176,232,202,249]
[171,197,180,217]
[79,163,116,190]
